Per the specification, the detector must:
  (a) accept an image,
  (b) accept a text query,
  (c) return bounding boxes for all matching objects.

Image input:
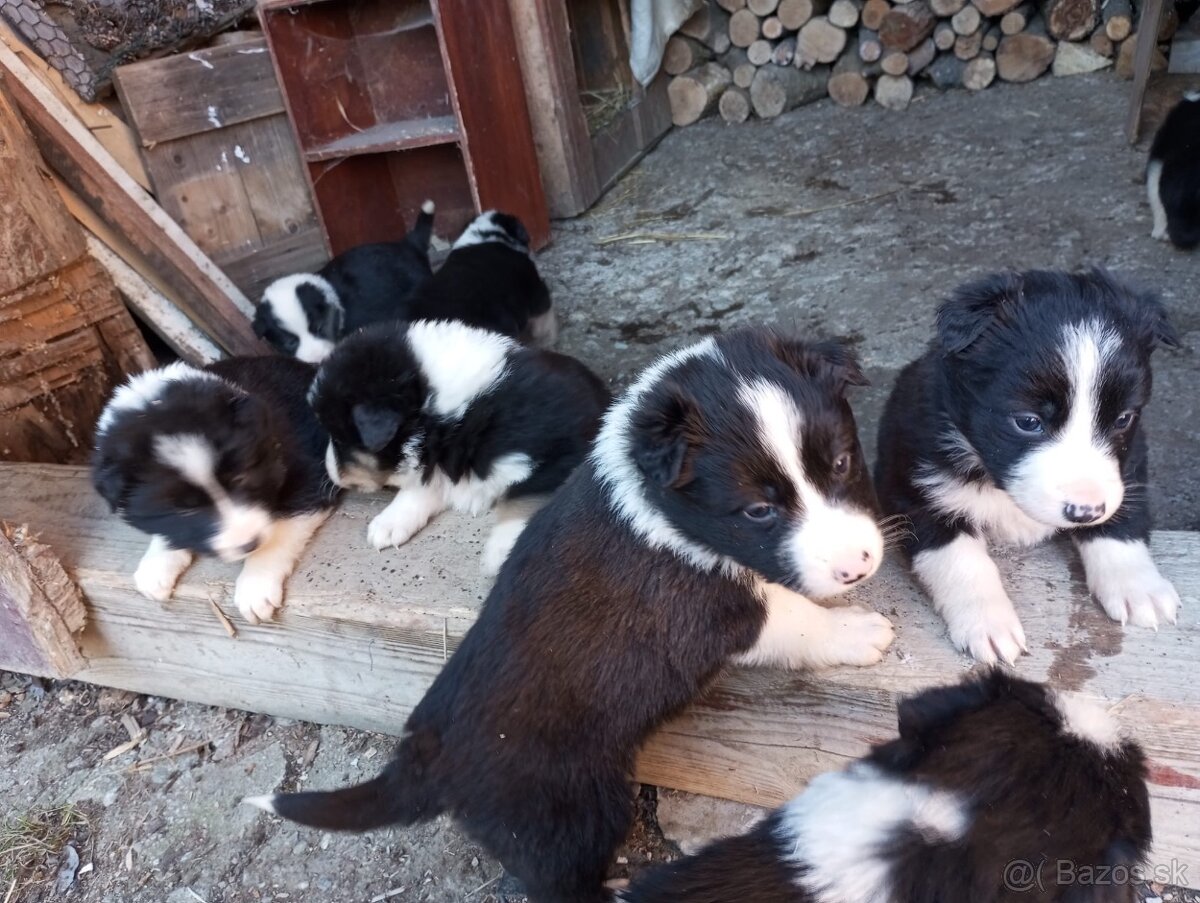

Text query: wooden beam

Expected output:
[0,462,1196,870]
[0,41,265,356]
[1125,0,1167,141]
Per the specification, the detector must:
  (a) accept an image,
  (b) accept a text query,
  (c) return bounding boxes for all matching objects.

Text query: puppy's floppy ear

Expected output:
[353,403,402,453]
[936,272,1022,355]
[894,668,1004,740]
[296,282,343,341]
[1140,293,1179,350]
[770,335,869,392]
[631,381,699,488]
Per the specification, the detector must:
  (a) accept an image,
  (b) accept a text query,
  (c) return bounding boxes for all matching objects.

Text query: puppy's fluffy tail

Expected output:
[405,200,436,253]
[244,756,429,832]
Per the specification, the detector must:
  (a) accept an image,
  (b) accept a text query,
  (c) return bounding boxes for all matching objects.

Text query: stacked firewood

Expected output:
[666,0,1176,120]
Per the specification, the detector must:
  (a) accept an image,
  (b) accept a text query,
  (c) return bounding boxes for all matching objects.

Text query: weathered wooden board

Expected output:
[0,462,1196,871]
[113,39,327,302]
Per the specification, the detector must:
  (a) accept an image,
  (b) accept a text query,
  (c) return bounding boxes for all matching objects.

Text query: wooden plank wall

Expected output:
[1,463,1197,870]
[113,38,327,303]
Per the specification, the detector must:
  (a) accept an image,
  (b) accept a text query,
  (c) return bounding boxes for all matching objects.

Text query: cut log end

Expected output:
[874,72,914,109]
[668,63,733,126]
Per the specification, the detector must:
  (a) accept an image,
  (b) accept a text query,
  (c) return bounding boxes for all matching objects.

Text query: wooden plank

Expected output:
[112,39,286,145]
[215,227,328,304]
[0,40,263,356]
[509,0,602,218]
[303,116,460,161]
[434,0,552,249]
[0,462,1197,869]
[1125,0,1166,140]
[0,20,150,191]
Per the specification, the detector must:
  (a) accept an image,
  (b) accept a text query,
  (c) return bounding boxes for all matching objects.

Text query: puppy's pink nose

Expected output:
[1061,480,1106,509]
[833,549,874,585]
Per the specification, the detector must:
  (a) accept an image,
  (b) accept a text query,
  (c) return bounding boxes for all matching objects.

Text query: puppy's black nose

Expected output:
[239,539,261,555]
[1064,502,1106,524]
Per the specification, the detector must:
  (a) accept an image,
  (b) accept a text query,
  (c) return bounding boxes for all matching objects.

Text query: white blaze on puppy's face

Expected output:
[154,434,273,562]
[1007,321,1125,529]
[738,379,882,598]
[260,274,340,364]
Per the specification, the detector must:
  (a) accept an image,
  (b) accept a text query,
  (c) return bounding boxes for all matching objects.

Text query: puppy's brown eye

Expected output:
[832,454,851,476]
[743,503,777,522]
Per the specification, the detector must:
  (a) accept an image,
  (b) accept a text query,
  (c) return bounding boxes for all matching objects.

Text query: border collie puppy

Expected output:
[404,209,557,346]
[1147,91,1200,250]
[310,319,609,573]
[876,270,1179,665]
[622,669,1151,903]
[253,202,436,363]
[246,329,892,903]
[92,357,337,624]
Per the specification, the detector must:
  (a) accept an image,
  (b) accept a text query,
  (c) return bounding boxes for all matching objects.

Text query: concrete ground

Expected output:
[3,72,1197,902]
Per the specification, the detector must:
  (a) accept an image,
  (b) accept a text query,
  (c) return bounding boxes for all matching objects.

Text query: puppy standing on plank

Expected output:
[92,357,338,624]
[310,319,610,574]
[246,329,893,903]
[876,270,1180,664]
[622,669,1151,903]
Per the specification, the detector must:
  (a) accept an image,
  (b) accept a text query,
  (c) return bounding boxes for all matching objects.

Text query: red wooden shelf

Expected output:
[303,115,460,162]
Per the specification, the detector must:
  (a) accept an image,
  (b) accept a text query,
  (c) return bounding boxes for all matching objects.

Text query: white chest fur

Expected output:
[916,467,1058,548]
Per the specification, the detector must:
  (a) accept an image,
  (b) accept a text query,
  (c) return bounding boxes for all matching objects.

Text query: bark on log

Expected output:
[664,35,716,75]
[682,4,735,52]
[861,0,893,29]
[859,27,884,59]
[907,35,937,71]
[718,85,754,122]
[972,0,1023,16]
[717,0,748,11]
[963,50,998,86]
[774,36,799,63]
[1115,34,1167,78]
[874,72,914,108]
[983,22,1003,50]
[1157,5,1179,42]
[1042,0,1098,41]
[668,62,733,125]
[828,51,878,104]
[722,48,758,87]
[951,5,983,34]
[730,8,763,46]
[797,16,849,65]
[749,62,829,115]
[879,1,936,50]
[996,21,1055,80]
[1089,30,1114,56]
[829,0,866,26]
[927,51,968,85]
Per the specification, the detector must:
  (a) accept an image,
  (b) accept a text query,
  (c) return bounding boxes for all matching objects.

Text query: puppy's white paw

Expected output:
[945,593,1027,665]
[480,519,528,577]
[823,606,895,667]
[1079,538,1179,630]
[368,506,425,549]
[1151,224,1169,242]
[234,571,285,624]
[133,545,192,601]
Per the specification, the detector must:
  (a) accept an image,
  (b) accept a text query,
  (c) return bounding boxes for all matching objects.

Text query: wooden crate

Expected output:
[258,0,550,254]
[113,37,328,303]
[2,462,1198,871]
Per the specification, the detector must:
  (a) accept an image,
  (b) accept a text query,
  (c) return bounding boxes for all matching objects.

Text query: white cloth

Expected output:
[629,0,704,86]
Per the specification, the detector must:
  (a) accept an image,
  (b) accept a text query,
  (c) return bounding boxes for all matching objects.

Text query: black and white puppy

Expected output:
[1147,91,1200,250]
[92,357,337,623]
[876,270,1180,664]
[246,329,891,903]
[401,209,558,346]
[623,669,1151,903]
[253,201,436,362]
[310,319,609,573]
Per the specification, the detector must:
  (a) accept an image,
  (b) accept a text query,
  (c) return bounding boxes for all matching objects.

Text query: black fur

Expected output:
[252,205,435,355]
[255,329,878,903]
[876,269,1175,560]
[311,321,609,502]
[624,670,1152,903]
[1149,92,1200,250]
[92,356,336,555]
